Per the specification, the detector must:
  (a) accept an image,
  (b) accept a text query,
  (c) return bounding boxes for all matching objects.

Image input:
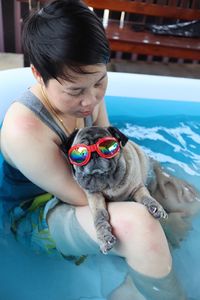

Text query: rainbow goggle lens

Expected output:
[68,137,120,166]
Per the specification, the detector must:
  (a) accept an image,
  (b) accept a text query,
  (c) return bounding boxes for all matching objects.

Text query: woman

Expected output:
[0,0,186,299]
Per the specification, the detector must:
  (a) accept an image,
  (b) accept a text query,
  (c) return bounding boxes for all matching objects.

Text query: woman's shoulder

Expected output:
[1,103,40,163]
[3,99,42,136]
[2,87,52,137]
[1,97,60,160]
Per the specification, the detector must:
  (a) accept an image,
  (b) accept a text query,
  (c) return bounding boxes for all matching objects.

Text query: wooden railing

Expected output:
[13,0,200,63]
[85,0,200,62]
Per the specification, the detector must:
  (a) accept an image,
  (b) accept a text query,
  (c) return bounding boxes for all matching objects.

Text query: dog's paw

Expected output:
[142,196,168,219]
[94,209,117,254]
[99,233,117,255]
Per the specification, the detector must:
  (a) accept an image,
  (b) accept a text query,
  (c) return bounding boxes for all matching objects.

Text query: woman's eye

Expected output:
[95,76,107,88]
[67,90,84,97]
[94,82,102,88]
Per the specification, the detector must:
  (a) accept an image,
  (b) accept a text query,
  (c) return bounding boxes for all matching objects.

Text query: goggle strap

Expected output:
[65,129,79,152]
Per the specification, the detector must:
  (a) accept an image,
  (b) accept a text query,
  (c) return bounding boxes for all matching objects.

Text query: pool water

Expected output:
[107,96,200,300]
[1,96,200,300]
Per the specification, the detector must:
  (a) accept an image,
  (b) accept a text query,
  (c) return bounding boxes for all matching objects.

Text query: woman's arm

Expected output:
[1,104,88,206]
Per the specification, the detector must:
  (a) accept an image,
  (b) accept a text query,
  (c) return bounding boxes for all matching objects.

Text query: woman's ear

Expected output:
[30,64,44,85]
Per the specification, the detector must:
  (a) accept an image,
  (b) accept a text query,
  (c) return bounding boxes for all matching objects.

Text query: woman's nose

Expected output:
[81,90,96,107]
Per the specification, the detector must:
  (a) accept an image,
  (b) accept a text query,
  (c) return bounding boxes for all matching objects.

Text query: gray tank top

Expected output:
[17,90,93,149]
[0,90,94,208]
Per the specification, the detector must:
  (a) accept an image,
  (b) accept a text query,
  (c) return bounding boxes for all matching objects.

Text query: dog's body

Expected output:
[67,126,200,253]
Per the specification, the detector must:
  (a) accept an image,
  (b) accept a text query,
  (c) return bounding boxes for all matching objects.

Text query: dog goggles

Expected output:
[68,137,120,166]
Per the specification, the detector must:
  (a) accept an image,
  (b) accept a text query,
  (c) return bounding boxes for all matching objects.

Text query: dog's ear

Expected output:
[107,126,128,146]
[64,129,79,152]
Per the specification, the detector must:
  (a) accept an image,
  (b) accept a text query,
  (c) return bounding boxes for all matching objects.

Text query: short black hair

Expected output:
[22,0,110,83]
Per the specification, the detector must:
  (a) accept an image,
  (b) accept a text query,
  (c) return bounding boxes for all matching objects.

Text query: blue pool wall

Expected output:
[1,68,200,124]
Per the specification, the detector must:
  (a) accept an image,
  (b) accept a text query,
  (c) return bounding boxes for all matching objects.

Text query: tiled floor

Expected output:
[108,60,200,79]
[1,52,200,79]
[0,53,23,70]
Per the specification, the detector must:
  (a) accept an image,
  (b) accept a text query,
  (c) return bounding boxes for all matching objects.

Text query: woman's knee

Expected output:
[108,202,161,241]
[108,202,172,272]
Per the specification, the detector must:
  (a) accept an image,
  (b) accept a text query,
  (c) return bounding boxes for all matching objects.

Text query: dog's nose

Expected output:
[90,169,105,175]
[91,152,99,159]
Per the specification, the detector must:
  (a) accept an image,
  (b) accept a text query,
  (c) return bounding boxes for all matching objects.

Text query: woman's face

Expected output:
[43,64,108,118]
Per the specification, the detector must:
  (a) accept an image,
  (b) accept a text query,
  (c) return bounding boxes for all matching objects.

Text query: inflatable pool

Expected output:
[0,68,200,300]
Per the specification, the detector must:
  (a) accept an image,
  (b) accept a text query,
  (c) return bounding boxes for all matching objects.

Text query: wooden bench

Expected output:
[84,0,200,62]
[15,0,200,62]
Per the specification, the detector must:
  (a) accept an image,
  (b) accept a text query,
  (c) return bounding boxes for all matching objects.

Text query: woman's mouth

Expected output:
[82,111,92,116]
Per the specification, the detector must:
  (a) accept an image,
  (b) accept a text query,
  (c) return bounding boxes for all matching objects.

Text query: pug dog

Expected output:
[66,126,171,254]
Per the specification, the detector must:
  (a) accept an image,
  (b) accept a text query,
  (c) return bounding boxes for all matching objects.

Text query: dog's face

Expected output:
[66,126,128,193]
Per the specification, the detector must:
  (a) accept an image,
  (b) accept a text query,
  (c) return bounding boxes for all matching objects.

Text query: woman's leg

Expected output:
[48,201,187,299]
[76,201,171,276]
